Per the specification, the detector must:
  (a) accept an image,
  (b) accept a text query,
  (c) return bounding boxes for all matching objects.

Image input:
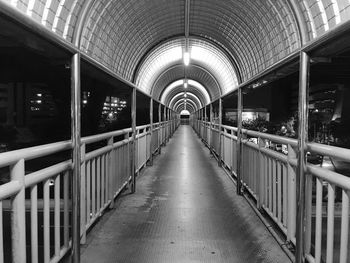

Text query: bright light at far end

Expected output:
[183,52,190,66]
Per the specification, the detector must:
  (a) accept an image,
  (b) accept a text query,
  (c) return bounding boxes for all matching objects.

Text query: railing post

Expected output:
[237,87,243,195]
[295,51,310,263]
[107,137,114,208]
[210,104,213,154]
[168,110,170,137]
[218,98,222,167]
[149,98,153,166]
[287,145,297,243]
[11,159,26,263]
[258,137,265,209]
[80,142,86,244]
[163,106,167,146]
[71,52,81,263]
[158,104,162,154]
[130,87,137,193]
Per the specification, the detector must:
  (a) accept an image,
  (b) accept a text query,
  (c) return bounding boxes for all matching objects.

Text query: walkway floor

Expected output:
[81,125,291,263]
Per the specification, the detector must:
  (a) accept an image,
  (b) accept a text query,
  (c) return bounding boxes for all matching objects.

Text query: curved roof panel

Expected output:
[160,79,211,106]
[153,64,220,101]
[135,37,239,97]
[5,0,350,103]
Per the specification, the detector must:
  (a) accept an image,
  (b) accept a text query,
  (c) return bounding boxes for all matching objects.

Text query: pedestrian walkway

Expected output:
[81,125,291,263]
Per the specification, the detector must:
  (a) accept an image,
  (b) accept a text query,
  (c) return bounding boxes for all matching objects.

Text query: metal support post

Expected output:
[210,104,213,154]
[295,51,310,263]
[218,98,222,167]
[168,109,171,135]
[158,104,162,154]
[11,159,26,263]
[237,87,243,195]
[149,98,153,166]
[130,87,137,193]
[163,107,167,145]
[71,53,81,263]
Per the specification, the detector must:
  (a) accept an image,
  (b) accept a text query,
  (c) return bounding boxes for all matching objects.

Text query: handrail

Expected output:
[0,141,72,167]
[222,125,238,132]
[0,181,22,200]
[82,128,132,144]
[307,142,350,162]
[242,128,298,147]
[25,161,73,188]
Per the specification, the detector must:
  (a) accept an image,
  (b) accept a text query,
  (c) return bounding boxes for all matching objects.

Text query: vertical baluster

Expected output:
[43,179,50,263]
[101,155,105,207]
[305,173,313,256]
[117,146,121,189]
[31,185,38,263]
[0,201,3,263]
[268,157,273,212]
[339,190,349,263]
[326,183,335,263]
[269,158,273,212]
[108,137,114,206]
[80,143,86,244]
[91,158,96,217]
[254,149,257,194]
[287,145,297,242]
[86,161,91,224]
[10,159,26,263]
[272,159,277,218]
[282,164,287,226]
[63,171,69,248]
[54,175,60,257]
[97,157,101,214]
[277,162,282,222]
[264,155,268,207]
[315,178,323,263]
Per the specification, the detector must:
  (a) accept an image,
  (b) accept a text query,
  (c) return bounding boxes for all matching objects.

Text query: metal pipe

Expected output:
[295,51,310,263]
[71,53,81,263]
[149,98,153,165]
[218,98,222,167]
[158,104,162,154]
[163,106,167,145]
[237,87,243,195]
[130,87,137,193]
[210,104,213,153]
[11,159,26,263]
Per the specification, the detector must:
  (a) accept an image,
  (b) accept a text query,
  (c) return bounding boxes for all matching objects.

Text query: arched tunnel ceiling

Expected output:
[5,0,350,106]
[175,100,196,113]
[152,64,220,101]
[170,92,202,110]
[160,78,211,105]
[135,37,238,97]
[162,82,209,108]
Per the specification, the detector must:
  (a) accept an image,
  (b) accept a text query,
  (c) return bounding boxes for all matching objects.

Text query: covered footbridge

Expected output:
[0,0,350,262]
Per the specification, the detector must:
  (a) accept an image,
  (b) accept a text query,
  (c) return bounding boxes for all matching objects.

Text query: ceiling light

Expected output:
[183,51,190,66]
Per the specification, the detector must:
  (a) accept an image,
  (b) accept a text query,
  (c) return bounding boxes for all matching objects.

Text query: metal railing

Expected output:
[194,119,350,263]
[0,120,176,263]
[0,141,73,263]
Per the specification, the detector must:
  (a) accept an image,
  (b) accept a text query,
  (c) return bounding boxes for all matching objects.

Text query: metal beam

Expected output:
[237,87,243,195]
[71,53,81,263]
[149,98,153,165]
[295,51,310,263]
[130,87,137,193]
